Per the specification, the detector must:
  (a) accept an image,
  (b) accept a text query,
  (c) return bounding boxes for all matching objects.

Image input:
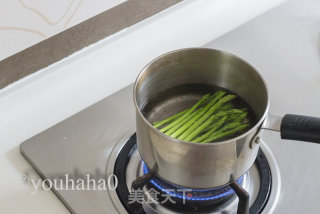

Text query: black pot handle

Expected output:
[280,114,320,143]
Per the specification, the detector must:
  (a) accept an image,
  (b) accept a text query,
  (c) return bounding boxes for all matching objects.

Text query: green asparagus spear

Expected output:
[202,104,236,132]
[205,110,246,132]
[207,121,242,137]
[226,111,248,123]
[153,108,189,128]
[219,103,233,111]
[169,91,226,138]
[201,123,249,143]
[203,118,222,132]
[154,93,219,128]
[200,121,245,143]
[192,116,228,143]
[184,109,243,142]
[160,94,210,133]
[189,109,244,142]
[165,107,204,135]
[177,95,237,140]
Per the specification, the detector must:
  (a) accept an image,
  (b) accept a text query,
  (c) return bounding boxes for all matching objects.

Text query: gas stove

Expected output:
[108,133,279,214]
[20,84,280,214]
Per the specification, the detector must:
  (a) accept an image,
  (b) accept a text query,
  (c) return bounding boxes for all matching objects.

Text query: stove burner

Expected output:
[114,134,272,214]
[143,163,244,202]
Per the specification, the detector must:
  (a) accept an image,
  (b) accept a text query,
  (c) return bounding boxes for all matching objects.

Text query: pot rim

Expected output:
[133,47,270,146]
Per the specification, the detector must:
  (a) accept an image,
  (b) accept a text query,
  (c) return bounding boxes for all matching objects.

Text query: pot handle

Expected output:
[264,114,320,143]
[281,114,320,143]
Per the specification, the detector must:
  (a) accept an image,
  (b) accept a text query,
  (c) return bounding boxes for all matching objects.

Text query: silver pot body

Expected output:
[133,48,269,189]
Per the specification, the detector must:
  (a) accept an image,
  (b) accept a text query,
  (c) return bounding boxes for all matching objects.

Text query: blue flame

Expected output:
[143,162,243,201]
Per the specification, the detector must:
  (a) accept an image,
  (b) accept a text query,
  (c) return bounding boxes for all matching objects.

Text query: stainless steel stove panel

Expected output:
[20,85,136,214]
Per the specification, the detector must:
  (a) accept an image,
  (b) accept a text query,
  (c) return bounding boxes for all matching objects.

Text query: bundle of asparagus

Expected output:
[153,91,250,143]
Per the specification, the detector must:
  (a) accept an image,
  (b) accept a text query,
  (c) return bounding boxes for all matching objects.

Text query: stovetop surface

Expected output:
[21,84,281,214]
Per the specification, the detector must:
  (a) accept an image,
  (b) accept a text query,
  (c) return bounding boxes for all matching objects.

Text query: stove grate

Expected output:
[143,162,243,201]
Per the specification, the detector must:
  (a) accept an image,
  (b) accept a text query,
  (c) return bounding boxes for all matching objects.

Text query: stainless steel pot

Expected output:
[133,48,320,189]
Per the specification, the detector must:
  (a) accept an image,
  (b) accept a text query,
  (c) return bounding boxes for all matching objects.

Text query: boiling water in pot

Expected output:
[141,84,258,142]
